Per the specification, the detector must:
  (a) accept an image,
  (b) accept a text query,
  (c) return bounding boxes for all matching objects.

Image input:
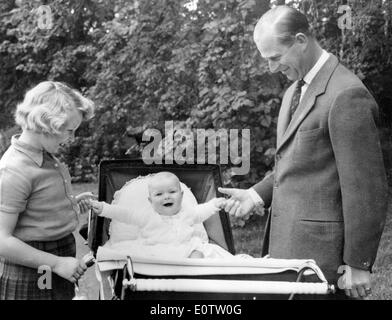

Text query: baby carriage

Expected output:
[81,159,335,300]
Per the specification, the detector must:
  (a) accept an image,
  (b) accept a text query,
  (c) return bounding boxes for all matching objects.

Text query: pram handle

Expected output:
[82,252,96,268]
[73,252,96,300]
[122,278,335,295]
[122,256,335,296]
[297,260,329,283]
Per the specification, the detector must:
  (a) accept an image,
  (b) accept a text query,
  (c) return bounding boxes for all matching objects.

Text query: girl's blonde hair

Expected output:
[15,81,95,135]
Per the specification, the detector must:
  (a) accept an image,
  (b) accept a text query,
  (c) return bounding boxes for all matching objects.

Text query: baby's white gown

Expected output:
[101,175,235,259]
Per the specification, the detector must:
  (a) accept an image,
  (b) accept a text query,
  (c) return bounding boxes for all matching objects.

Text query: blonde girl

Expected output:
[0,81,95,300]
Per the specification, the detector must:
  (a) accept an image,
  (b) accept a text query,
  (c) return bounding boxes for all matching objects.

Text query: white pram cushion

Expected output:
[96,245,319,276]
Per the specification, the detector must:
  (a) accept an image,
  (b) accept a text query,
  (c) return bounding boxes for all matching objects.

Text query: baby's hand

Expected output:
[212,197,227,209]
[89,200,104,215]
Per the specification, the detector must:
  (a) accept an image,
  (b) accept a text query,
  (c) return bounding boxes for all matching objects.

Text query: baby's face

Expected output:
[148,178,183,216]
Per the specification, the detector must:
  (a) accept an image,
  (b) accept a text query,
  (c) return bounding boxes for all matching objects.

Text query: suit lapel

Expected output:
[276,54,340,153]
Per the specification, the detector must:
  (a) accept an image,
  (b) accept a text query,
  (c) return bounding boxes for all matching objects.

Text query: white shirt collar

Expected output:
[303,49,330,85]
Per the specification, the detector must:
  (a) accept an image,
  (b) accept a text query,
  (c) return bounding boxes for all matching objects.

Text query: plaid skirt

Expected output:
[0,233,76,300]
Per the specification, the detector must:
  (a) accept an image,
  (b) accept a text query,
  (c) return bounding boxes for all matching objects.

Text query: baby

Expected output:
[90,172,228,259]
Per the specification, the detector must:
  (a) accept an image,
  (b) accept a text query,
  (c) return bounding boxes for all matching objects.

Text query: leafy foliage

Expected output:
[1,0,392,225]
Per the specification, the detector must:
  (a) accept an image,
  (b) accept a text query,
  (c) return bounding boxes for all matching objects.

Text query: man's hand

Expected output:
[218,188,255,217]
[338,265,372,298]
[75,192,98,214]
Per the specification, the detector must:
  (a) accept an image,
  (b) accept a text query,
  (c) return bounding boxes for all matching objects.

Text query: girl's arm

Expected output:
[0,211,85,283]
[0,168,85,283]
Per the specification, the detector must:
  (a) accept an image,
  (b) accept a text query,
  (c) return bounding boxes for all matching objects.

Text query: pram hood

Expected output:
[87,159,235,254]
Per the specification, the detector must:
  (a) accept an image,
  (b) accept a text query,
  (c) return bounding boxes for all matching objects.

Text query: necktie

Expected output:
[289,79,305,120]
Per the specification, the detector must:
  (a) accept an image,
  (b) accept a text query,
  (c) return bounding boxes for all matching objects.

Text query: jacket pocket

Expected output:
[297,127,325,140]
[299,218,343,223]
[296,219,344,237]
[293,127,325,162]
[292,219,344,272]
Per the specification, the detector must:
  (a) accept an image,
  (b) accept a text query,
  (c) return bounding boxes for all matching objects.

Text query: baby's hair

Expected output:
[148,172,181,193]
[15,81,95,135]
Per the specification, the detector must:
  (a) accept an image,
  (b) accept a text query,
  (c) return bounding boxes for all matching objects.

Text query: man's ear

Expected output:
[295,33,308,45]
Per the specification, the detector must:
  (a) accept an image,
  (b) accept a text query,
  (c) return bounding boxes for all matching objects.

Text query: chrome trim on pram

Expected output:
[121,256,335,296]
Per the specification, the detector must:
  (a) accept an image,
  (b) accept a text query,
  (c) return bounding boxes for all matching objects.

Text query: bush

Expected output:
[1,0,392,224]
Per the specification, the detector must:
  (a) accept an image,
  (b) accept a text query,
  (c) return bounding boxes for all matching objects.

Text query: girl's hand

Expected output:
[75,192,97,214]
[53,257,88,283]
[78,199,91,214]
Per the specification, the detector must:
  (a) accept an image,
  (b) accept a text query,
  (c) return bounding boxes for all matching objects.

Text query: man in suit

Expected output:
[219,5,388,298]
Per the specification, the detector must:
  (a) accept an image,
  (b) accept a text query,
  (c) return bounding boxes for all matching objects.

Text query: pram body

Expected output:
[84,159,335,300]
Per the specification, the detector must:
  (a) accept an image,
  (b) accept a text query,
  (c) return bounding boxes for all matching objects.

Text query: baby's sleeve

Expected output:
[100,203,148,226]
[0,168,31,214]
[191,199,221,224]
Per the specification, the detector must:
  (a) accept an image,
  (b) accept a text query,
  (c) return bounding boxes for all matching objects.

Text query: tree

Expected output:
[1,0,391,188]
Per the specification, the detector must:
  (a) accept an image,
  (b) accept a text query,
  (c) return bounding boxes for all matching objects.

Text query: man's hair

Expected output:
[15,81,95,135]
[255,5,312,46]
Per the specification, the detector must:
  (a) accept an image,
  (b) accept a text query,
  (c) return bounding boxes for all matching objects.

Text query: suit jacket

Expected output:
[253,54,388,283]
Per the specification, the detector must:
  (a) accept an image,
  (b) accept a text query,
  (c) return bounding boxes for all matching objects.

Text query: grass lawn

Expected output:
[72,183,392,300]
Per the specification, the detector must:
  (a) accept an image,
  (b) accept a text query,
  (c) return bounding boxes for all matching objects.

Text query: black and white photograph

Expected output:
[0,0,391,306]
